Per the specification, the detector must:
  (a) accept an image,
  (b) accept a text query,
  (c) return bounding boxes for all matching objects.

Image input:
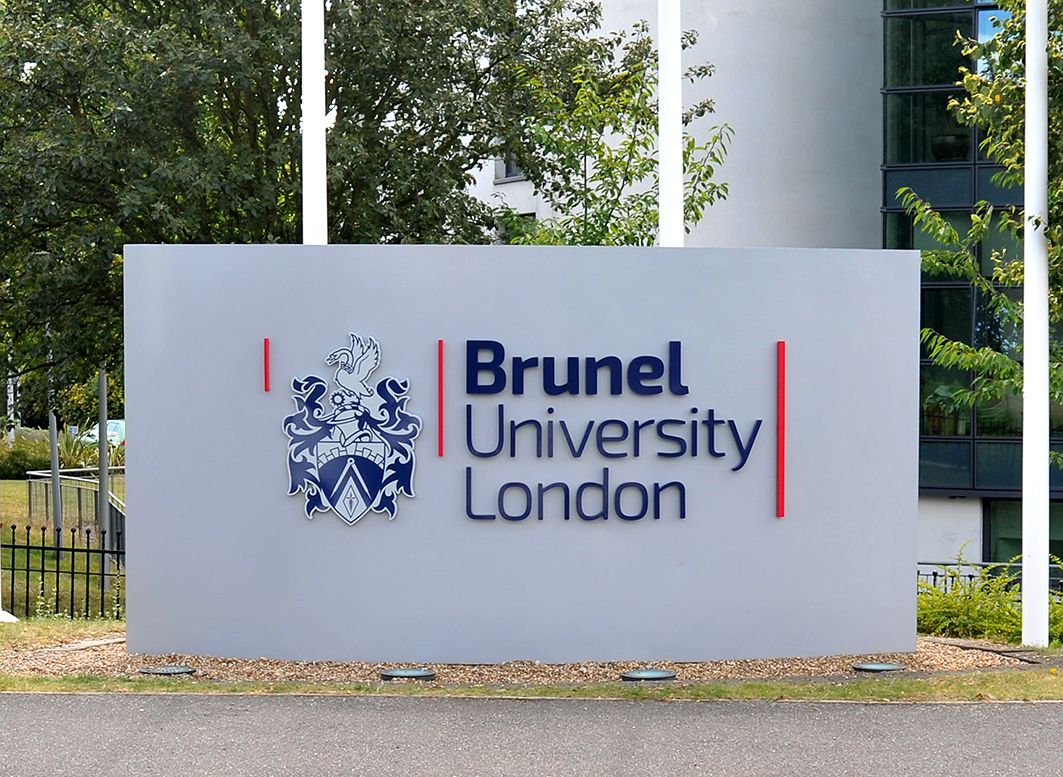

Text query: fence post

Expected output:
[48,409,62,537]
[98,369,110,584]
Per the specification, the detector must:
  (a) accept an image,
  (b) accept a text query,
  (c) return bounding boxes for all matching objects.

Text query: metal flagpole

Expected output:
[302,0,328,245]
[1022,0,1050,648]
[98,368,111,588]
[0,363,14,617]
[657,0,683,248]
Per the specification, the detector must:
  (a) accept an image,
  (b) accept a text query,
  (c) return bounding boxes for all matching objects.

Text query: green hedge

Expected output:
[918,559,1063,645]
[0,434,50,479]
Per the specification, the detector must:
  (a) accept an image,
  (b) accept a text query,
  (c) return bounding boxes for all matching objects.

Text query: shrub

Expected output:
[918,553,1063,645]
[918,560,1022,642]
[0,433,50,479]
[58,425,98,468]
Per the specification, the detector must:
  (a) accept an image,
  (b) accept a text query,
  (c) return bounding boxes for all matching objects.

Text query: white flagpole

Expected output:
[1022,0,1049,648]
[657,0,683,248]
[302,0,328,245]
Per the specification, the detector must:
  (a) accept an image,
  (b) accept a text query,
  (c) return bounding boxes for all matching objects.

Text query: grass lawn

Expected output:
[2,666,1063,702]
[0,479,31,523]
[0,618,123,651]
[0,475,125,527]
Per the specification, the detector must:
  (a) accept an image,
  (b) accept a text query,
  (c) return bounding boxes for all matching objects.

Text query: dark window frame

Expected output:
[883,2,1063,496]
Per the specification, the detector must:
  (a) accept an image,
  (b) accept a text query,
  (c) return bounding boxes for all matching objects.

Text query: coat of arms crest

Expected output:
[283,333,421,525]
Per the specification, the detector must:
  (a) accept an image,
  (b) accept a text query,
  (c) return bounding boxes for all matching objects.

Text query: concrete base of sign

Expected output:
[0,611,18,623]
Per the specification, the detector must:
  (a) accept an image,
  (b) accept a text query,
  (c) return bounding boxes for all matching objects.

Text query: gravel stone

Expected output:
[0,632,1022,686]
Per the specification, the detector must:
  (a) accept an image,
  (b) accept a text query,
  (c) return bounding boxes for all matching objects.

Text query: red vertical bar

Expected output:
[263,338,271,392]
[776,340,786,518]
[437,339,445,457]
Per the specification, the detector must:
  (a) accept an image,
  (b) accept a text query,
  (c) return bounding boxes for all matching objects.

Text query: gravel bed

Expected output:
[0,634,1022,686]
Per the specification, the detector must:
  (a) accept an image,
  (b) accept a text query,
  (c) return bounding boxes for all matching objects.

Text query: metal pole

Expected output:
[98,369,111,591]
[48,409,62,534]
[657,0,684,248]
[5,354,14,444]
[1022,0,1049,648]
[302,0,328,245]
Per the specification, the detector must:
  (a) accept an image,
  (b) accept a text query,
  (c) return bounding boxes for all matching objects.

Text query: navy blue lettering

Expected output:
[511,356,539,395]
[466,340,506,394]
[585,356,623,395]
[576,468,609,520]
[615,481,649,520]
[729,419,763,471]
[655,419,687,457]
[465,342,689,397]
[509,418,543,458]
[702,408,727,458]
[632,419,655,457]
[544,356,580,395]
[595,419,629,458]
[627,356,665,395]
[689,408,698,457]
[654,481,686,519]
[466,404,504,458]
[537,482,571,520]
[668,341,689,395]
[498,482,532,521]
[559,420,594,457]
[545,411,555,457]
[465,467,496,520]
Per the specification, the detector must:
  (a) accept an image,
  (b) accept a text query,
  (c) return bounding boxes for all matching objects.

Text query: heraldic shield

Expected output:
[283,333,421,526]
[316,437,386,525]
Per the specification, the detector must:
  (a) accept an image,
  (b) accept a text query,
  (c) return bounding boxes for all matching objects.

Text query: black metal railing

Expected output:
[24,468,126,534]
[0,524,124,619]
[918,561,1063,595]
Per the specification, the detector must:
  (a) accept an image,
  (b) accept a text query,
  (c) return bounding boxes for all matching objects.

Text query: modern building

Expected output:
[881,1,1063,567]
[472,0,1057,564]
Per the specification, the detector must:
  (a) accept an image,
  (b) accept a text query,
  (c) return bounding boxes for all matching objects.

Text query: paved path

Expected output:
[1,694,1060,776]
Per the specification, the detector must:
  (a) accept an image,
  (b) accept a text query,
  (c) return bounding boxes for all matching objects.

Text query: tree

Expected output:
[0,0,605,424]
[497,22,731,246]
[0,1,304,424]
[901,0,1063,421]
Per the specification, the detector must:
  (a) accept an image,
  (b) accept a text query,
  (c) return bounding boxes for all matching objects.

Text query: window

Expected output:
[984,500,1063,563]
[885,13,970,87]
[885,92,970,164]
[920,365,971,436]
[494,155,525,183]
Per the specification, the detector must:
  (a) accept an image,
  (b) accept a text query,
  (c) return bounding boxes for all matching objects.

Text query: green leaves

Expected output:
[0,1,304,415]
[500,21,731,247]
[0,0,608,423]
[901,0,1063,424]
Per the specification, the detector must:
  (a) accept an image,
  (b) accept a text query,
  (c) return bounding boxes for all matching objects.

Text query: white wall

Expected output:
[917,496,982,563]
[475,0,884,249]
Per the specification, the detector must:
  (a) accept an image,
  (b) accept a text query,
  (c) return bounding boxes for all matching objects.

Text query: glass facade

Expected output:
[985,500,1063,562]
[885,92,971,165]
[885,14,970,87]
[881,2,1054,497]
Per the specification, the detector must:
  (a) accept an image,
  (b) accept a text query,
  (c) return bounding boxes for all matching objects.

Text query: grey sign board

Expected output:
[124,245,918,663]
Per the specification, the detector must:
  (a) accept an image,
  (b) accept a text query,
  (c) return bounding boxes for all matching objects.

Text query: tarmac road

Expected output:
[1,694,1060,776]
